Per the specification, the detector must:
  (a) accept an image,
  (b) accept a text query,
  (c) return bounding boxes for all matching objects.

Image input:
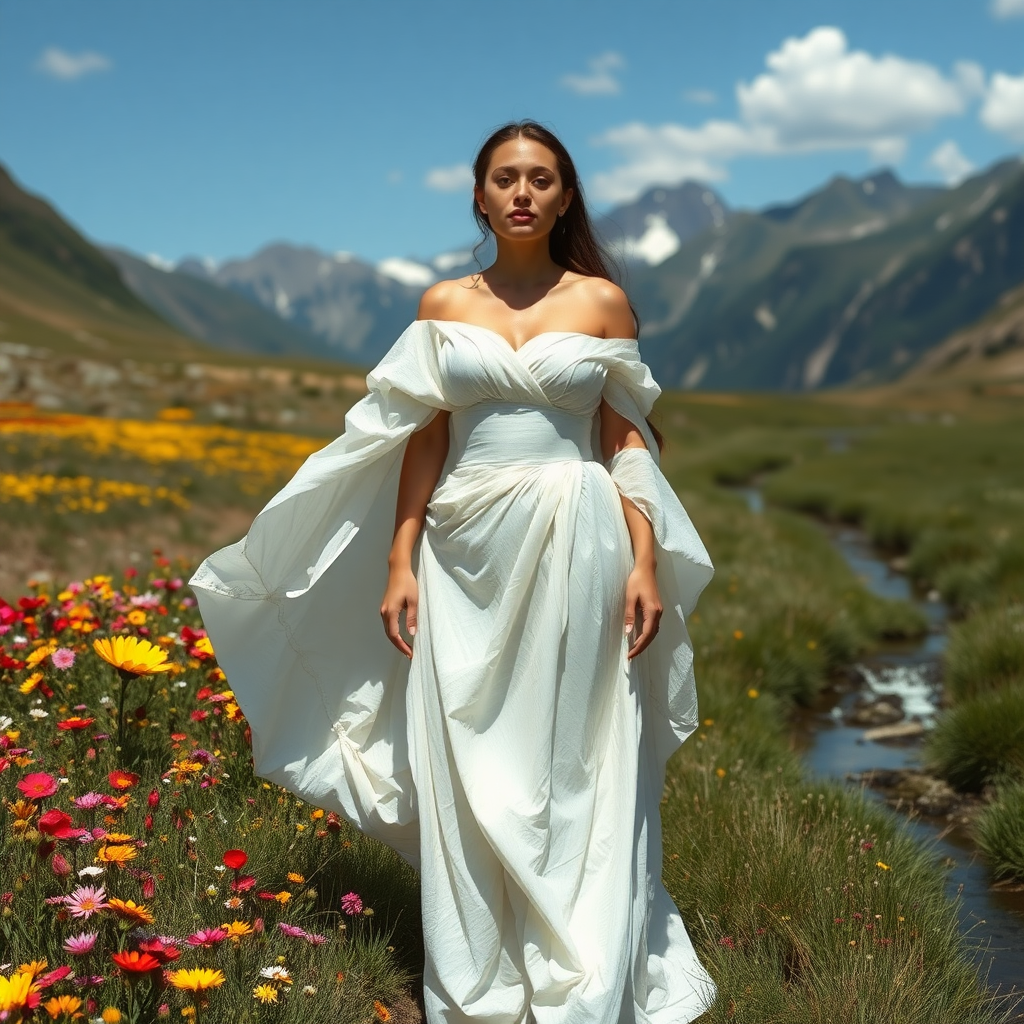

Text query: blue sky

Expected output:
[2,0,1023,268]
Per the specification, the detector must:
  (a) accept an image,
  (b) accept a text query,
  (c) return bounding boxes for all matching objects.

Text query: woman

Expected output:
[189,120,716,1023]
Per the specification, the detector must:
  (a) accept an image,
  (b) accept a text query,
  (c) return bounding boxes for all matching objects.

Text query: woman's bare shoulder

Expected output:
[417,275,483,321]
[572,276,636,340]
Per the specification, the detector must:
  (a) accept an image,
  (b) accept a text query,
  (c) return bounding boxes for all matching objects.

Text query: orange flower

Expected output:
[111,950,161,973]
[97,844,137,866]
[374,1000,391,1022]
[108,769,140,790]
[42,993,82,1017]
[107,898,154,925]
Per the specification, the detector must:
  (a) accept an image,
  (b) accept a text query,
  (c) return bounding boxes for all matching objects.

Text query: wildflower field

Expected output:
[1,391,1022,1023]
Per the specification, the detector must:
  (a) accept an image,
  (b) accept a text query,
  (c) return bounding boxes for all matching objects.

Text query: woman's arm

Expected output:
[601,398,663,659]
[380,286,453,658]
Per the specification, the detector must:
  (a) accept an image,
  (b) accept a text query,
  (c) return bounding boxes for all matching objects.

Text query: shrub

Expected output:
[926,685,1024,791]
[975,780,1024,882]
[944,605,1024,702]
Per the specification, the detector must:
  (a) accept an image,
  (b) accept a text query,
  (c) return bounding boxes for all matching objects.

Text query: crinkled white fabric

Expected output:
[189,319,716,1024]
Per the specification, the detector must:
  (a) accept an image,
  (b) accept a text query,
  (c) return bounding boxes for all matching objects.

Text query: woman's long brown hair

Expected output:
[469,119,664,453]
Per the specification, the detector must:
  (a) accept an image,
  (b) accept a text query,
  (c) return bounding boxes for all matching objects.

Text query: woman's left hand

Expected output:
[624,563,662,659]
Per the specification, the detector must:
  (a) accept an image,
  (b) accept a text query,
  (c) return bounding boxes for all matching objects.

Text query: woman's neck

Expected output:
[485,237,566,293]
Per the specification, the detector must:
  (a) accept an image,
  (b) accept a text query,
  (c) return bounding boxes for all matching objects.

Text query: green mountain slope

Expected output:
[0,162,204,361]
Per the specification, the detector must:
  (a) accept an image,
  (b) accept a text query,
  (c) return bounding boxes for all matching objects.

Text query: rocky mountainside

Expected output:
[632,159,1024,390]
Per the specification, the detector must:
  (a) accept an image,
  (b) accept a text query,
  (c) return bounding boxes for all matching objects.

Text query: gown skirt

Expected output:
[189,319,717,1024]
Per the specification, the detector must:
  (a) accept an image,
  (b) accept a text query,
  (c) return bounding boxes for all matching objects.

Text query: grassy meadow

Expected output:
[1,382,1022,1022]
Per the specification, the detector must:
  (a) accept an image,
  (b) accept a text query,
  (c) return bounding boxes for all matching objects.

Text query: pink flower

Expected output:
[278,922,307,939]
[51,853,72,878]
[340,891,363,916]
[187,927,228,948]
[66,885,109,919]
[18,771,58,799]
[51,648,76,670]
[73,792,106,810]
[64,932,99,955]
[304,932,328,945]
[718,936,735,949]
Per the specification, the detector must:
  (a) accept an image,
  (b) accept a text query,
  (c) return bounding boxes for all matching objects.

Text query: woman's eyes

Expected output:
[496,176,551,188]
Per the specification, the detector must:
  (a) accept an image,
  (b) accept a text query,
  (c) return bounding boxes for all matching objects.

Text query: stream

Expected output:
[733,485,1024,998]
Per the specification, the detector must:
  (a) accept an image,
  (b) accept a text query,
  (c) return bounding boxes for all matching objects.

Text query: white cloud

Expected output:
[424,163,475,192]
[927,140,975,185]
[981,72,1024,143]
[683,89,717,104]
[991,0,1024,17]
[35,46,111,81]
[377,257,436,287]
[591,27,981,202]
[736,28,970,150]
[560,52,624,96]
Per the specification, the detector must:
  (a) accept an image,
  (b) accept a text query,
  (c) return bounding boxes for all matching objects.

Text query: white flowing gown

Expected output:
[189,319,716,1024]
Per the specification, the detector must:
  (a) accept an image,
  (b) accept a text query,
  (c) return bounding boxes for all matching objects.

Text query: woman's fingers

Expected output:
[380,602,413,659]
[627,597,662,659]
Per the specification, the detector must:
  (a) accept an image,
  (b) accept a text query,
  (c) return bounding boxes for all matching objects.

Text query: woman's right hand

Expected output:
[380,564,418,659]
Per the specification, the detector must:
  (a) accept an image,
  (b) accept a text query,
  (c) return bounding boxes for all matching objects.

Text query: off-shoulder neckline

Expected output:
[419,318,636,355]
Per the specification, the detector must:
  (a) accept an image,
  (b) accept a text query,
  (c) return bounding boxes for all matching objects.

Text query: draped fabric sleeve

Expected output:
[188,320,450,868]
[591,341,715,773]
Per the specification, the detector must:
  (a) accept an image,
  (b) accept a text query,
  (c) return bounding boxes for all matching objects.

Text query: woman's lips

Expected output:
[509,212,535,222]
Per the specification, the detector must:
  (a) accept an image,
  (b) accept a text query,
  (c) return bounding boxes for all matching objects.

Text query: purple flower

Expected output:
[64,932,99,955]
[277,922,307,939]
[340,892,363,916]
[72,974,105,988]
[51,648,76,670]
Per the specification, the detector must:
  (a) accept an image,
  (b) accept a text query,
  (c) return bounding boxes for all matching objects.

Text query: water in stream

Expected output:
[734,485,1024,997]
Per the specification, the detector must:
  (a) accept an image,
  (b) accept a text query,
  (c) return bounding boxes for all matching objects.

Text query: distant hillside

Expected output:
[105,247,342,361]
[179,244,424,365]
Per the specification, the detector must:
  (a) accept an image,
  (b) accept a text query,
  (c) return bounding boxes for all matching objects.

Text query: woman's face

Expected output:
[475,136,574,243]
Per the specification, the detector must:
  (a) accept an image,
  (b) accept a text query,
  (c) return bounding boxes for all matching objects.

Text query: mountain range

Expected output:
[2,155,1023,393]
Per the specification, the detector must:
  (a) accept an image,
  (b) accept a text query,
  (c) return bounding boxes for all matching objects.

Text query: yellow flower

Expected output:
[747,688,759,699]
[93,636,173,676]
[104,832,134,843]
[253,984,278,1004]
[18,672,44,695]
[733,630,744,640]
[127,610,147,626]
[287,872,305,884]
[807,640,818,650]
[876,861,891,871]
[221,920,253,941]
[43,993,83,1018]
[168,968,226,992]
[0,971,40,1013]
[702,718,714,727]
[97,844,137,866]
[25,643,57,668]
[107,898,154,924]
[192,636,215,658]
[17,960,47,979]
[101,1008,122,1023]
[715,767,727,778]
[274,891,292,905]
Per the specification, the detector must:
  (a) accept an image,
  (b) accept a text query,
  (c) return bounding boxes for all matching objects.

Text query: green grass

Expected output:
[943,605,1024,702]
[976,781,1024,882]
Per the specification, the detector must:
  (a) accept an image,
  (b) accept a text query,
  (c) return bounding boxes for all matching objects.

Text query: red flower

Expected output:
[35,965,72,988]
[38,808,88,840]
[138,938,180,964]
[108,769,140,790]
[230,874,256,893]
[112,950,162,973]
[222,849,248,871]
[57,717,96,731]
[147,788,160,809]
[18,772,58,799]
